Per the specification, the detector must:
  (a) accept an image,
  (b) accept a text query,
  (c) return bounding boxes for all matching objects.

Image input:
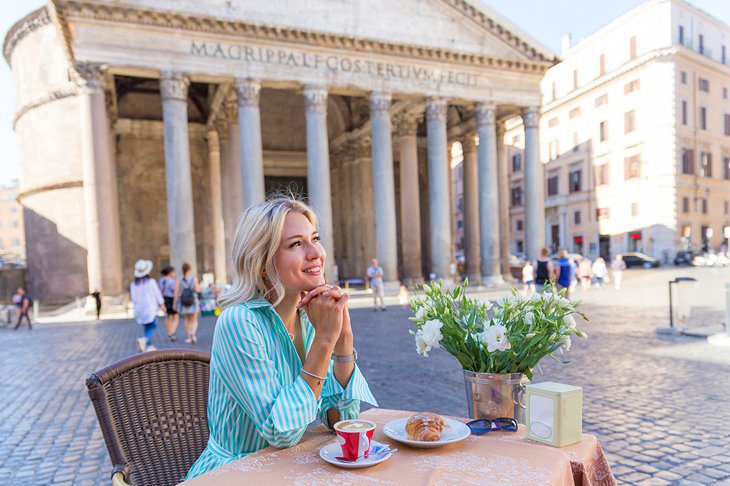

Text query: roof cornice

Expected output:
[3,7,50,64]
[52,0,554,75]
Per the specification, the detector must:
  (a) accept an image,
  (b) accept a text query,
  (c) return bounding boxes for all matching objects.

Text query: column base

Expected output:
[383,280,402,296]
[463,273,482,285]
[481,275,505,286]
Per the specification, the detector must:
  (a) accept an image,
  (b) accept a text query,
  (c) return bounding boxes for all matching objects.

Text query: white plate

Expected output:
[319,441,392,469]
[383,417,471,448]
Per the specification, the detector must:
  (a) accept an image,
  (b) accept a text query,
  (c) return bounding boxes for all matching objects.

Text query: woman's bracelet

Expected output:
[300,368,326,384]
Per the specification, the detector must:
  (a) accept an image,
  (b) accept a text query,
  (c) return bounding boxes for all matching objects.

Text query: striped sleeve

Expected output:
[318,363,379,429]
[212,306,318,448]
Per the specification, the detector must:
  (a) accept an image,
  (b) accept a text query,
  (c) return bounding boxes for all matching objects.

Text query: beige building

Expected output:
[0,180,25,261]
[506,0,730,263]
[5,0,556,301]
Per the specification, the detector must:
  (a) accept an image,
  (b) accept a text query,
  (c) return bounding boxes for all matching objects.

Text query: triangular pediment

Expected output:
[74,0,555,63]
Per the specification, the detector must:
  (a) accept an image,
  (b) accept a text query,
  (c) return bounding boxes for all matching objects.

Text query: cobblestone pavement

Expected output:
[2,289,730,484]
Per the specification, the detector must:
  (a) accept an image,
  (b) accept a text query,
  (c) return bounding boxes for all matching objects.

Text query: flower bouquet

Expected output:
[410,280,588,421]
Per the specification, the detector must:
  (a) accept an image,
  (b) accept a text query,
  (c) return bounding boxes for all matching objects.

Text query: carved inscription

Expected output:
[190,41,479,87]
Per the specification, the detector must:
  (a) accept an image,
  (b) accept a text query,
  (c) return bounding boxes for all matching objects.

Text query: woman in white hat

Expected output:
[130,259,166,352]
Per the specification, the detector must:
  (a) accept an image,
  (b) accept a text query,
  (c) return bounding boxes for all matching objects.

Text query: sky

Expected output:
[1,0,729,184]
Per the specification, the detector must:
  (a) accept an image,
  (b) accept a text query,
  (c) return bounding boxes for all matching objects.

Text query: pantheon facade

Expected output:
[5,0,554,302]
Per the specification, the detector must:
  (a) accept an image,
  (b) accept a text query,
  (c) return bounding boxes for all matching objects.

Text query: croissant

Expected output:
[406,412,445,441]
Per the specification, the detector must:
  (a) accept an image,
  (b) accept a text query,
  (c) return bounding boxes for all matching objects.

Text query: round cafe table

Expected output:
[182,408,615,485]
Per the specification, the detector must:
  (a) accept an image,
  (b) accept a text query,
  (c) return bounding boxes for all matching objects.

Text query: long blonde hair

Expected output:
[218,196,319,309]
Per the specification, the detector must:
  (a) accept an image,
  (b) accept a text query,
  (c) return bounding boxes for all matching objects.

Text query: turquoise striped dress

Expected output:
[186,298,378,479]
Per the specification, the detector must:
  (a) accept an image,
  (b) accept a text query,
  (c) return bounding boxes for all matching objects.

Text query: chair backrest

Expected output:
[86,349,211,486]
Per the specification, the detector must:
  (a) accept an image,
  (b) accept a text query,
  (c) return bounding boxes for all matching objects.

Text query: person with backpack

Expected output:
[13,287,33,330]
[175,262,200,344]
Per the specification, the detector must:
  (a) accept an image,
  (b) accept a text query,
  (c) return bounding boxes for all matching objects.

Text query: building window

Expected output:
[569,169,582,193]
[457,219,463,229]
[625,154,642,179]
[516,240,524,254]
[699,78,709,92]
[699,107,707,130]
[631,202,639,217]
[725,201,729,215]
[682,149,694,174]
[547,175,559,196]
[572,132,579,152]
[549,140,559,160]
[597,207,610,220]
[595,163,609,186]
[624,79,640,94]
[512,153,522,172]
[725,114,730,136]
[10,221,18,229]
[682,100,688,125]
[724,156,730,180]
[699,151,712,177]
[516,220,523,231]
[679,25,685,45]
[574,210,582,225]
[624,110,636,133]
[595,94,608,107]
[551,82,557,101]
[511,186,523,207]
[548,117,559,128]
[569,107,581,119]
[723,45,727,64]
[599,53,606,75]
[699,34,704,54]
[700,198,708,214]
[573,69,579,90]
[680,71,688,85]
[725,87,729,99]
[599,121,608,142]
[683,197,690,213]
[629,36,637,59]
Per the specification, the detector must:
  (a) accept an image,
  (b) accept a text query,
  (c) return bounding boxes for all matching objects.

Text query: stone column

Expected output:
[395,113,423,285]
[236,79,265,208]
[160,71,197,273]
[425,98,453,286]
[207,129,227,283]
[523,106,544,261]
[461,133,481,282]
[476,103,503,285]
[369,92,399,289]
[496,123,511,279]
[303,86,336,280]
[74,63,123,295]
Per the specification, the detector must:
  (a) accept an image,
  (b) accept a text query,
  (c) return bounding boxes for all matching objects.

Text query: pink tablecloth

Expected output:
[183,408,615,486]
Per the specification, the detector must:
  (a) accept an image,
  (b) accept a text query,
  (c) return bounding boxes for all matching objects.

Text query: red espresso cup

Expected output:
[334,420,376,461]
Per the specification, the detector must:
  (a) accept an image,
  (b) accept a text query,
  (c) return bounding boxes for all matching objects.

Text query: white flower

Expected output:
[524,311,534,325]
[559,335,572,351]
[565,314,576,329]
[415,333,431,357]
[415,307,427,320]
[530,293,542,302]
[542,292,554,302]
[481,323,512,353]
[558,297,571,306]
[497,295,516,307]
[480,300,494,311]
[420,319,444,349]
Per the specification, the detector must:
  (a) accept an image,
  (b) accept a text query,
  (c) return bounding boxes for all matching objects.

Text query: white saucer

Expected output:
[383,417,471,448]
[319,441,392,469]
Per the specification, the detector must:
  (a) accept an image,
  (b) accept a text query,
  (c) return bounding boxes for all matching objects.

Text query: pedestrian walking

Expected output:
[611,254,627,290]
[534,247,555,292]
[13,287,32,330]
[175,262,200,344]
[130,259,165,352]
[522,261,536,295]
[159,266,179,341]
[554,249,573,299]
[366,258,385,311]
[591,257,608,288]
[577,258,593,291]
[90,289,102,320]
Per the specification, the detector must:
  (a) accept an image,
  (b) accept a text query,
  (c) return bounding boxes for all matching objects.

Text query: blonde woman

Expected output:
[186,197,377,479]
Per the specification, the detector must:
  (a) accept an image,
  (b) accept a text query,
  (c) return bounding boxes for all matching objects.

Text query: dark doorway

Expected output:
[599,235,611,260]
[551,225,560,252]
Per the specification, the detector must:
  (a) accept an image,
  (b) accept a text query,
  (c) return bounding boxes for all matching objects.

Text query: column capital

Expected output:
[235,78,261,107]
[462,133,478,153]
[160,71,189,101]
[70,61,106,92]
[369,92,392,116]
[425,98,448,122]
[522,105,540,128]
[475,102,496,128]
[393,111,421,137]
[303,85,328,114]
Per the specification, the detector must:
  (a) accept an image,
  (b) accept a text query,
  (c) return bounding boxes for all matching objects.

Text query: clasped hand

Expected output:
[297,284,352,348]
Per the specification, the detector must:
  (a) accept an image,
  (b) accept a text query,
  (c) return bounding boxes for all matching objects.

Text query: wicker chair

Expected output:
[86,349,211,486]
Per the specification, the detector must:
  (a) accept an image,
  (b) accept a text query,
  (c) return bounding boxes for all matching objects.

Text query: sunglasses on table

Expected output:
[465,417,519,435]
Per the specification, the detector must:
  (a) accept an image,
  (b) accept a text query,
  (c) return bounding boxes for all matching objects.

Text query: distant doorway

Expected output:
[551,225,560,252]
[599,235,610,260]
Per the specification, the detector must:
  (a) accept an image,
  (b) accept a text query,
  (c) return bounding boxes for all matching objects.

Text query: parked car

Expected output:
[674,250,694,266]
[621,252,660,268]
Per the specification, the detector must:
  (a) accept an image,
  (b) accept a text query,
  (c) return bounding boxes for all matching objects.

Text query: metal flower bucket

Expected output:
[463,371,529,424]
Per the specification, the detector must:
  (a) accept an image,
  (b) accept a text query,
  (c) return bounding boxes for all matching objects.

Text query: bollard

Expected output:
[33,299,39,321]
[726,283,730,335]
